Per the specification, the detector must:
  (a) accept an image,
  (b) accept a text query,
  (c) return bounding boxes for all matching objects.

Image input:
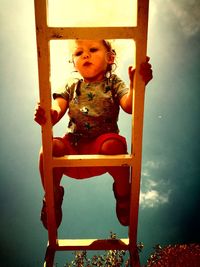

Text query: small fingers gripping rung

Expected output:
[52,154,134,168]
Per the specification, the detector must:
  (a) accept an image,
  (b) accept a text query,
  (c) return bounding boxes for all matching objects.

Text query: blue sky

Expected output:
[0,0,200,266]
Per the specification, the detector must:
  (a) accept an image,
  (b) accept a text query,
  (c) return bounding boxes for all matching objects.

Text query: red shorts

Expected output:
[56,133,127,179]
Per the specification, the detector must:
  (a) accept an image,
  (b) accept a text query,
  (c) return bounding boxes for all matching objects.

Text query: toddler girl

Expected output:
[34,39,152,229]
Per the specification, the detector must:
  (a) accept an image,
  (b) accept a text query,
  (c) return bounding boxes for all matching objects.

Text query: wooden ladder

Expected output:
[34,0,149,266]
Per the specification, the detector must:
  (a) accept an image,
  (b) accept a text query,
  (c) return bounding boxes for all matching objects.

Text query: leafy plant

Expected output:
[64,250,129,267]
[146,243,200,267]
[64,232,134,267]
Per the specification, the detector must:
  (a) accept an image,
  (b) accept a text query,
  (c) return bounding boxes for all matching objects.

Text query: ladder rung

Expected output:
[47,26,137,40]
[52,154,133,167]
[56,238,129,251]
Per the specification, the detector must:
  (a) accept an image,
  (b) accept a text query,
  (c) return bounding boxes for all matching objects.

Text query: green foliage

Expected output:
[64,250,129,267]
[54,230,200,267]
[146,243,200,267]
[64,232,131,267]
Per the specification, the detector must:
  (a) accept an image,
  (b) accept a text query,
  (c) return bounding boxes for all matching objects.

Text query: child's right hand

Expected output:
[34,103,58,125]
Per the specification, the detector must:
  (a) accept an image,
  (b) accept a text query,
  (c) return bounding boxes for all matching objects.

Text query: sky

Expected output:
[0,0,200,266]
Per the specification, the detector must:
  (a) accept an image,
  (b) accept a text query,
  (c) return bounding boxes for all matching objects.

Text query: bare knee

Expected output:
[53,138,69,157]
[100,138,127,155]
[39,138,68,158]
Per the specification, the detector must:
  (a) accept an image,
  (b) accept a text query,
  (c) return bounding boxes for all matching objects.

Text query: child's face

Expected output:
[72,40,113,82]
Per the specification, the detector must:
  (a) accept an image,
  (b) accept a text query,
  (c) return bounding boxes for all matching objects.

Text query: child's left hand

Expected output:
[140,56,153,85]
[129,56,153,86]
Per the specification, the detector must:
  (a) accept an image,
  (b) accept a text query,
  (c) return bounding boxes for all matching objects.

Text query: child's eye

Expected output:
[74,51,83,57]
[90,47,98,53]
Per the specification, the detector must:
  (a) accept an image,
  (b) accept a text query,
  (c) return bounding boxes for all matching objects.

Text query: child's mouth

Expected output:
[83,62,92,67]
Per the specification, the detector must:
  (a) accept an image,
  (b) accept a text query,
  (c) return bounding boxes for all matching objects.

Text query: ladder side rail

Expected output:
[129,0,149,266]
[34,0,57,248]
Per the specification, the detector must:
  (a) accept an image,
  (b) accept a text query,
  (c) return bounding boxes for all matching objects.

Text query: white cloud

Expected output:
[147,179,158,188]
[167,0,200,37]
[140,165,171,209]
[144,160,161,169]
[140,189,169,208]
[142,171,150,177]
[151,0,200,37]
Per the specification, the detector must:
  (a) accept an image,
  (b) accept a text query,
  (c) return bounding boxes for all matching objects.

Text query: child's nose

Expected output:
[82,51,90,59]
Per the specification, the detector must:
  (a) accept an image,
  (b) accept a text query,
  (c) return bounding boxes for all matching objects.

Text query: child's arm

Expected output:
[120,57,153,114]
[34,97,68,126]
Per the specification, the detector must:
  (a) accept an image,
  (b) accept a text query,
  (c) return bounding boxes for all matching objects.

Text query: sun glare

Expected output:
[48,0,137,27]
[48,0,137,90]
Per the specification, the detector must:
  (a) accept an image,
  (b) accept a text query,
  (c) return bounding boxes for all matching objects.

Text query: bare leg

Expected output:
[99,139,130,226]
[39,138,68,229]
[39,138,67,189]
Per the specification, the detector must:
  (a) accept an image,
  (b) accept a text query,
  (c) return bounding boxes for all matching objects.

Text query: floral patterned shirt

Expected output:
[53,74,128,141]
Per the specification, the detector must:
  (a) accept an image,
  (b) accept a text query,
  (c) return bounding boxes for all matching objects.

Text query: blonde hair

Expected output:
[102,40,117,74]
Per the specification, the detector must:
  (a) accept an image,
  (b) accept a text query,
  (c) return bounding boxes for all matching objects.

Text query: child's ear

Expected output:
[106,52,115,64]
